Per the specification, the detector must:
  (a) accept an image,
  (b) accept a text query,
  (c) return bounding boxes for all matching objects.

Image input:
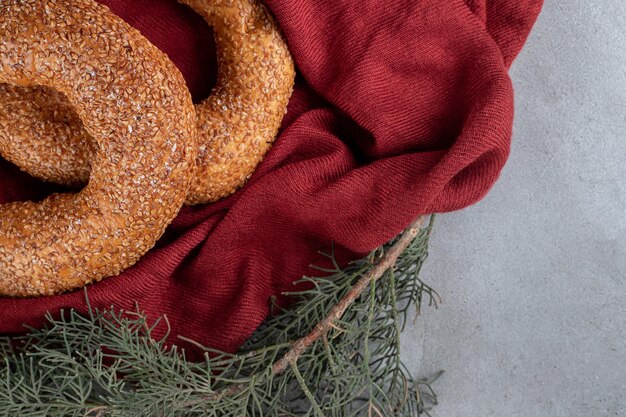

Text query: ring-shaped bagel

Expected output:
[0,0,197,297]
[0,0,295,204]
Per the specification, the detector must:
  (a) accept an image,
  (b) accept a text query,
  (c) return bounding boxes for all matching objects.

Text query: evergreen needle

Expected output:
[1,216,439,417]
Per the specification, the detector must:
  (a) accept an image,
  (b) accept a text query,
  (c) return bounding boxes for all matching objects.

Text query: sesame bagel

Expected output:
[0,0,295,204]
[180,0,295,203]
[0,0,197,297]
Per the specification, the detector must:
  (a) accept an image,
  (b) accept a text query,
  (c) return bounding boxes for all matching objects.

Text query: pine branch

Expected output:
[185,216,426,406]
[272,216,425,374]
[0,215,440,417]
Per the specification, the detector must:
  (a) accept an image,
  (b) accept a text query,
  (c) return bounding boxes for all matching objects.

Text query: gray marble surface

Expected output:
[401,1,626,416]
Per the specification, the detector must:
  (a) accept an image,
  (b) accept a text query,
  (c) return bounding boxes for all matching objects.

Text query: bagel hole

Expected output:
[170,1,218,103]
[0,156,70,204]
[0,84,91,203]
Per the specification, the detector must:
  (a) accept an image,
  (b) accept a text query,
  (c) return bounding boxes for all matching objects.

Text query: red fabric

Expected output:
[0,0,542,357]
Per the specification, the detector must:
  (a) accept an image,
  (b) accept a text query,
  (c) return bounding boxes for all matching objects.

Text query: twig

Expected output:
[271,215,425,375]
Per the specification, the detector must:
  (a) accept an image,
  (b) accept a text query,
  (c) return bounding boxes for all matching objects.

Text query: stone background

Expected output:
[402,1,626,416]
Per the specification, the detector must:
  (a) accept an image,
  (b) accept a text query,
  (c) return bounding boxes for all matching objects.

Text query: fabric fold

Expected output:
[0,0,543,357]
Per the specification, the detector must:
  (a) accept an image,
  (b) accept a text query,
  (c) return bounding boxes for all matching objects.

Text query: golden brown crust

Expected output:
[0,0,295,204]
[0,0,197,297]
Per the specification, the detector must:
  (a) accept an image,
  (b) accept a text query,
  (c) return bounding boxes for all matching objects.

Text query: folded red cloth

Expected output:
[0,0,542,356]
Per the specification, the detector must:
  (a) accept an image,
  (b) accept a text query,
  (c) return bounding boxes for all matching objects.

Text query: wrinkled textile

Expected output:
[0,0,542,356]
